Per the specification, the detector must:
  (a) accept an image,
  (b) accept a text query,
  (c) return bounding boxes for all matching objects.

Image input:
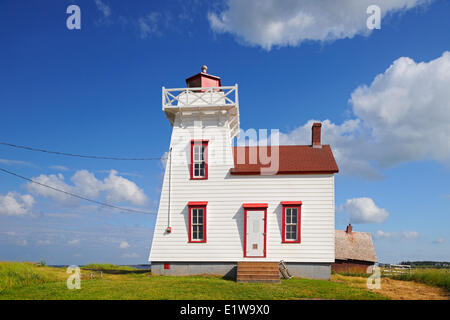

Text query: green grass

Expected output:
[0,262,387,300]
[81,263,141,272]
[388,268,450,292]
[0,262,67,292]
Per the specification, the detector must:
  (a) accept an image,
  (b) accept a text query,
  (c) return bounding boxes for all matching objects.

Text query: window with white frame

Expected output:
[191,140,208,179]
[281,202,301,243]
[190,207,205,242]
[285,208,298,241]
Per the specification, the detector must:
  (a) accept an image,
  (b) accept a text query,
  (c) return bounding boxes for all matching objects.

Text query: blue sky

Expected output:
[0,0,449,265]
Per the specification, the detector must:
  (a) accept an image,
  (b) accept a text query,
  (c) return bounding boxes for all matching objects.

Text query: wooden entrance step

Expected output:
[236,262,280,283]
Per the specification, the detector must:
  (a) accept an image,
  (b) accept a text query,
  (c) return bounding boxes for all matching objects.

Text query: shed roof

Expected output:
[230,145,339,175]
[335,230,377,263]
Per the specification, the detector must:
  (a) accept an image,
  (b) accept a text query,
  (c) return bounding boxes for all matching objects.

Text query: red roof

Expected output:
[230,145,339,175]
[185,72,221,87]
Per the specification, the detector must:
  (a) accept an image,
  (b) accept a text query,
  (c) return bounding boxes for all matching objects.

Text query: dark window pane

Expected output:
[291,209,297,221]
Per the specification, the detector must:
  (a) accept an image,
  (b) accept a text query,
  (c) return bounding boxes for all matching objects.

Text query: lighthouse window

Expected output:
[191,208,204,241]
[188,202,207,243]
[190,140,208,179]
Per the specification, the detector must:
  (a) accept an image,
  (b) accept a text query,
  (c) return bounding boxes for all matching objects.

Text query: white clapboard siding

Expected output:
[149,113,336,263]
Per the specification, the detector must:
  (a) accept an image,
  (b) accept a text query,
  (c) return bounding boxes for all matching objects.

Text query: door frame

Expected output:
[243,203,268,258]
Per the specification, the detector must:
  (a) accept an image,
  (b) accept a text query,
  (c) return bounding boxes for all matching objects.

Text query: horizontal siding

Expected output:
[149,117,335,263]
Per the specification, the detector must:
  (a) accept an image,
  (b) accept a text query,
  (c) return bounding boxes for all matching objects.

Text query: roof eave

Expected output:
[229,169,339,175]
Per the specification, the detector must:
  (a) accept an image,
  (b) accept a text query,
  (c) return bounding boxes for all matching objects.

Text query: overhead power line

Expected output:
[0,142,166,161]
[0,167,156,215]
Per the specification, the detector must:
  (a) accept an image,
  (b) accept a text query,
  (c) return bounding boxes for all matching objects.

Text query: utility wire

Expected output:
[0,167,156,215]
[0,142,166,161]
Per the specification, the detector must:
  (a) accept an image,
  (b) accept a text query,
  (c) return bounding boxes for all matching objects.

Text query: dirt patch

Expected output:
[376,278,449,300]
[332,274,449,300]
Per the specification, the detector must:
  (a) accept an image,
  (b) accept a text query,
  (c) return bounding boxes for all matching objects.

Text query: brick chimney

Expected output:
[312,122,322,148]
[346,224,353,234]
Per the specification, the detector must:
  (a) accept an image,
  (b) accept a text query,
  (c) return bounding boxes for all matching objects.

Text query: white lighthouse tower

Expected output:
[149,67,243,276]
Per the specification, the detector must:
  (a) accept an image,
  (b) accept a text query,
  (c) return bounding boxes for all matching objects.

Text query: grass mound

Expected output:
[0,262,66,292]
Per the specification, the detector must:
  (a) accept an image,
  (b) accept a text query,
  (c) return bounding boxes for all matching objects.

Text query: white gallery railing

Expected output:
[162,85,238,109]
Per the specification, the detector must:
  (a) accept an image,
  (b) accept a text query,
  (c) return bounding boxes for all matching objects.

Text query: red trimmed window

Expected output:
[190,140,208,180]
[281,201,302,243]
[188,202,207,243]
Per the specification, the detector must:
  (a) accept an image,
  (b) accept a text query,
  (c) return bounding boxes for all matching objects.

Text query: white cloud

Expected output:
[138,13,160,38]
[26,169,149,207]
[279,52,450,179]
[338,197,389,224]
[71,170,104,199]
[350,52,450,167]
[432,238,445,244]
[208,0,431,50]
[0,158,33,167]
[96,170,143,179]
[0,192,34,216]
[49,165,69,171]
[119,241,130,249]
[102,170,149,206]
[95,0,111,18]
[26,173,77,205]
[374,230,419,240]
[68,239,80,245]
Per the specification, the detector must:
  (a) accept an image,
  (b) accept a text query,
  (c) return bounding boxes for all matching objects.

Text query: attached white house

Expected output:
[149,66,339,280]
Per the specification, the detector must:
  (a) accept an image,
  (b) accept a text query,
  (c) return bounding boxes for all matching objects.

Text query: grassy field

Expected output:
[387,268,450,292]
[81,263,145,272]
[0,262,386,300]
[0,262,68,292]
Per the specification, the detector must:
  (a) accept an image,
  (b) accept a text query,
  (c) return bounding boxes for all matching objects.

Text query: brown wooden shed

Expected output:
[332,224,377,274]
